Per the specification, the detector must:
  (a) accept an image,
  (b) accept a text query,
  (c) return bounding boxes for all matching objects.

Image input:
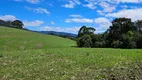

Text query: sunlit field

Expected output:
[0,27,142,80]
[0,48,142,79]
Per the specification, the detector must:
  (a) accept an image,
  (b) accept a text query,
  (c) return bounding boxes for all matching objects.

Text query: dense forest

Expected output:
[77,18,142,49]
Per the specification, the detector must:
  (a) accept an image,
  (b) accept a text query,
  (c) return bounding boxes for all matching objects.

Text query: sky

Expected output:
[0,0,142,34]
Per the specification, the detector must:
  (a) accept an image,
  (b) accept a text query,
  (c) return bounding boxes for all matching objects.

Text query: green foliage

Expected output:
[108,18,135,41]
[126,31,134,40]
[135,20,142,32]
[12,20,24,29]
[127,41,137,49]
[77,26,96,48]
[0,53,3,57]
[77,35,92,47]
[94,41,106,48]
[111,40,121,48]
[135,34,142,48]
[77,18,142,49]
[0,19,24,29]
[106,18,141,49]
[78,26,95,37]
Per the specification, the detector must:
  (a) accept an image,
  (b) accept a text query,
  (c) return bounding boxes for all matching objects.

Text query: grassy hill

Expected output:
[0,27,76,50]
[0,26,142,80]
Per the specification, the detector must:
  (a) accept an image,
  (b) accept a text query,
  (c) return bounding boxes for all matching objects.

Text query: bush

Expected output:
[127,41,137,49]
[94,41,106,48]
[111,40,121,48]
[0,54,3,57]
[77,35,93,48]
[83,41,91,48]
[136,35,142,48]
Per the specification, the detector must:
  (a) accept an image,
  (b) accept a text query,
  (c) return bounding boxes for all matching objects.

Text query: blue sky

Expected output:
[0,0,142,34]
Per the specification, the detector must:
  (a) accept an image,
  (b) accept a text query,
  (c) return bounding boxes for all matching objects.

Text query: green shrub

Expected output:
[128,41,137,49]
[94,41,106,48]
[136,35,142,48]
[111,40,121,48]
[77,35,93,48]
[0,54,3,57]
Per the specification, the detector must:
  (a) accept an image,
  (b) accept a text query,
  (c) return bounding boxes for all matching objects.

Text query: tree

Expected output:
[0,19,16,28]
[109,18,135,40]
[12,20,24,29]
[134,33,142,48]
[77,34,93,47]
[135,20,142,32]
[94,41,106,48]
[76,18,142,49]
[77,26,96,48]
[106,18,136,48]
[111,40,121,48]
[78,26,95,37]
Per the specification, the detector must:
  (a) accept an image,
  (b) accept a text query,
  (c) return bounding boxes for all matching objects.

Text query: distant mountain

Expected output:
[38,31,77,37]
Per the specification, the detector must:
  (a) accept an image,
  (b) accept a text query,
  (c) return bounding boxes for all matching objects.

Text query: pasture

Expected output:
[0,27,142,80]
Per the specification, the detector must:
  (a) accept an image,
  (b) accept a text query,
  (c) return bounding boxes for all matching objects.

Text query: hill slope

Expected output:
[0,27,76,50]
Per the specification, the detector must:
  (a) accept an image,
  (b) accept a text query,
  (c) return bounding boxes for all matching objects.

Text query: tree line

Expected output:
[0,19,24,29]
[77,18,142,49]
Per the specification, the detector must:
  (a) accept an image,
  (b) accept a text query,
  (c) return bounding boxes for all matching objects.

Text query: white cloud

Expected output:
[121,5,128,9]
[50,21,55,25]
[60,0,142,12]
[65,16,112,33]
[14,0,22,2]
[0,15,17,21]
[116,0,142,3]
[69,14,83,18]
[40,17,112,33]
[83,0,96,9]
[62,1,75,8]
[66,15,94,23]
[106,8,142,21]
[26,0,40,4]
[40,26,80,34]
[97,10,106,15]
[15,0,40,4]
[94,17,111,24]
[26,7,50,15]
[94,17,112,33]
[83,0,142,14]
[23,20,44,27]
[65,18,94,23]
[99,1,116,13]
[98,0,142,4]
[62,0,81,8]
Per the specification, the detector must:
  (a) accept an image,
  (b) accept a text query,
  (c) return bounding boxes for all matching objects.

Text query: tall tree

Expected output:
[12,20,24,29]
[135,20,142,32]
[78,26,95,37]
[108,18,135,40]
[106,18,136,48]
[77,26,96,48]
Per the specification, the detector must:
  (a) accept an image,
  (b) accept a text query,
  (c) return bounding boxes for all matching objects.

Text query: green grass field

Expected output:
[0,27,142,80]
[0,27,76,51]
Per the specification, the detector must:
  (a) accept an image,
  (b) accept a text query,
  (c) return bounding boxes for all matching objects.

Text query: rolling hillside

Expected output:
[0,26,142,80]
[0,26,76,50]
